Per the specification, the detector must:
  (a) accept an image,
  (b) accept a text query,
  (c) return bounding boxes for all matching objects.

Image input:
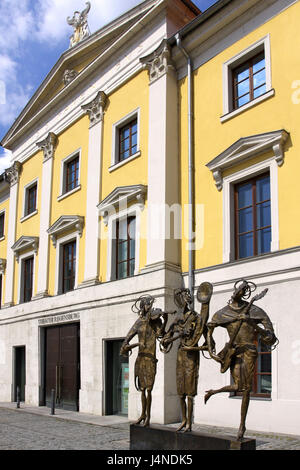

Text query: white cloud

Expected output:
[0,149,12,173]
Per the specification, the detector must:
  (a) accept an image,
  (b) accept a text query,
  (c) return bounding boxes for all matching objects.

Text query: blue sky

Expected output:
[0,0,218,171]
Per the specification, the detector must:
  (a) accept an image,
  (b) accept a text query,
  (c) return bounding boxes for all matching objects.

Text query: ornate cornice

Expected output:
[97,185,147,225]
[11,236,39,262]
[140,40,176,84]
[36,132,58,162]
[5,161,22,187]
[206,129,290,191]
[47,215,84,247]
[81,91,108,127]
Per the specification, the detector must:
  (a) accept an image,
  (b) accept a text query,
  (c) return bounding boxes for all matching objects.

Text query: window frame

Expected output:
[58,149,81,200]
[221,35,273,122]
[21,179,38,222]
[115,216,136,280]
[106,204,141,282]
[110,108,141,171]
[222,158,279,263]
[55,232,79,295]
[17,251,36,304]
[234,172,271,260]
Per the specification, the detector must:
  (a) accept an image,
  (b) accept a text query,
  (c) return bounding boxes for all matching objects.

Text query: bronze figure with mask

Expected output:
[120,295,173,427]
[205,279,278,441]
[160,282,213,432]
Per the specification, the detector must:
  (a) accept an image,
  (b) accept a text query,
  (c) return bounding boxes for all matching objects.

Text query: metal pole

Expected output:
[16,386,20,409]
[50,389,55,415]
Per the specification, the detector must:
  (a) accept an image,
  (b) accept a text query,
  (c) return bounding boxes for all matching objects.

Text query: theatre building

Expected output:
[1,0,300,436]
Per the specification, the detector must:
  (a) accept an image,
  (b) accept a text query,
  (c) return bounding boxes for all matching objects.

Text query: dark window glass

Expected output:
[118,119,137,162]
[23,257,34,303]
[62,240,76,293]
[0,213,4,238]
[116,217,136,280]
[235,173,271,259]
[0,274,2,308]
[65,156,79,193]
[26,184,37,216]
[232,52,266,110]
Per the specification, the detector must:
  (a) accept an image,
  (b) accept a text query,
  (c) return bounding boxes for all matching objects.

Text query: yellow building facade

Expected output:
[0,0,299,435]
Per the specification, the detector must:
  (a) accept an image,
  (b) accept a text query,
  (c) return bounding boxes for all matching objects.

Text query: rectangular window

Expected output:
[0,213,4,238]
[25,183,37,216]
[65,155,79,194]
[118,119,138,163]
[116,217,136,280]
[234,173,271,259]
[232,52,266,110]
[22,257,34,303]
[62,240,76,293]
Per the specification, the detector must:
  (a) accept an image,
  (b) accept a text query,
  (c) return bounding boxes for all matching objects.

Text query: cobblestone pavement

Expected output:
[0,405,300,450]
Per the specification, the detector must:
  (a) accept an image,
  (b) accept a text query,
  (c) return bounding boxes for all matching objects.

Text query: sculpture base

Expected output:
[130,424,256,450]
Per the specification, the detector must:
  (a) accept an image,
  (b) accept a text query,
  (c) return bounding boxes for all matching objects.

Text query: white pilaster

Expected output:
[80,91,107,287]
[34,132,58,299]
[3,162,22,308]
[140,41,180,270]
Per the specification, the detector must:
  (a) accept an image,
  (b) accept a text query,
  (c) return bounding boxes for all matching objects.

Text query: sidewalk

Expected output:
[1,402,300,450]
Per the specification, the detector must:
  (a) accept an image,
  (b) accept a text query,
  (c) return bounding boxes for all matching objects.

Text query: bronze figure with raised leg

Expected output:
[205,279,278,441]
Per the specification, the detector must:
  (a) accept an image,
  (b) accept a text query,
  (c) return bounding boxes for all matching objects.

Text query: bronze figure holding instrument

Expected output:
[160,282,213,432]
[205,279,278,441]
[120,295,174,427]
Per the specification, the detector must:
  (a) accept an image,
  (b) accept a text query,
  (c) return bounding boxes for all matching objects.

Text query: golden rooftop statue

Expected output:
[67,1,91,48]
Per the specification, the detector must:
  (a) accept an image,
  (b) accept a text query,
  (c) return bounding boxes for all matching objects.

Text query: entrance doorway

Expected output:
[14,346,26,402]
[105,340,129,416]
[44,323,80,411]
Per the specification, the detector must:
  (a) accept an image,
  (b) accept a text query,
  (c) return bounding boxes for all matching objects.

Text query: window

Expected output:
[234,173,271,259]
[25,183,37,216]
[232,52,266,110]
[118,119,138,163]
[22,257,34,303]
[62,240,76,293]
[110,109,140,170]
[65,155,79,193]
[0,212,4,238]
[221,35,273,121]
[116,217,136,280]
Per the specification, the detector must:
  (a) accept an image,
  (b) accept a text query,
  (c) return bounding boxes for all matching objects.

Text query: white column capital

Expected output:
[140,40,176,84]
[5,161,22,187]
[36,132,58,162]
[81,91,108,128]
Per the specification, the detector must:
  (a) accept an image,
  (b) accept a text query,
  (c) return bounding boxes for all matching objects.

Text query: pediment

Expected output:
[11,236,39,262]
[47,215,84,247]
[206,129,289,190]
[98,185,147,224]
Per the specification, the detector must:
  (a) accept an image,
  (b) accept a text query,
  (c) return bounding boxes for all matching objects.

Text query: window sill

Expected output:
[109,151,141,173]
[230,394,272,401]
[20,210,38,223]
[57,185,81,202]
[220,89,275,123]
[0,236,5,242]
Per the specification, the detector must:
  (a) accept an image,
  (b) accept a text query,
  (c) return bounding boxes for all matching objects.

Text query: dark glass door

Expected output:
[105,340,129,415]
[14,346,26,402]
[45,323,80,411]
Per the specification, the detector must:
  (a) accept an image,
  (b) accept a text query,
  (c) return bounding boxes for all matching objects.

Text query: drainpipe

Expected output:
[175,33,195,305]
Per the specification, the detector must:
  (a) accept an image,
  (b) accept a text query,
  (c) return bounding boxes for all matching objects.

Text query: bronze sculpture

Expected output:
[205,279,278,441]
[120,295,172,427]
[160,283,213,432]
